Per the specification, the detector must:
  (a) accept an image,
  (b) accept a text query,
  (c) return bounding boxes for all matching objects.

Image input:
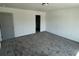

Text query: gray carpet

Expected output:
[0,31,79,56]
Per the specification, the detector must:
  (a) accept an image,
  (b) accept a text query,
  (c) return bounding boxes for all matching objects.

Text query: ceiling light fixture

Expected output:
[42,3,48,6]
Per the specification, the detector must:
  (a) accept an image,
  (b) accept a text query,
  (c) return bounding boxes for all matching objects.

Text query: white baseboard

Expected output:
[46,31,79,43]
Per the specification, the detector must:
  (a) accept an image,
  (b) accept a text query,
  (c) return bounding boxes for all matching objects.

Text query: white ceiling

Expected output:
[0,3,79,12]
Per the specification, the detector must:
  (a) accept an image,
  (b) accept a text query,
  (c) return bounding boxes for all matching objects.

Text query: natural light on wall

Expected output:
[76,51,79,56]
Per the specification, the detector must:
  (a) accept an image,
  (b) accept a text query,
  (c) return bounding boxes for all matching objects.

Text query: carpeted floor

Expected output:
[0,31,79,56]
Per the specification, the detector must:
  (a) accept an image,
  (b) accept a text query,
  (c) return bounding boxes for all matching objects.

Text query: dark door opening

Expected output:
[36,15,40,33]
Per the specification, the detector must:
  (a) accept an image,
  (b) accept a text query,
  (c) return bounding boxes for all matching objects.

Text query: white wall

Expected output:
[1,7,79,43]
[0,7,46,37]
[46,8,79,42]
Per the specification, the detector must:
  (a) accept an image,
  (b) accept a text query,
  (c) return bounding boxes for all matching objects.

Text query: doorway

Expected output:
[36,15,41,33]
